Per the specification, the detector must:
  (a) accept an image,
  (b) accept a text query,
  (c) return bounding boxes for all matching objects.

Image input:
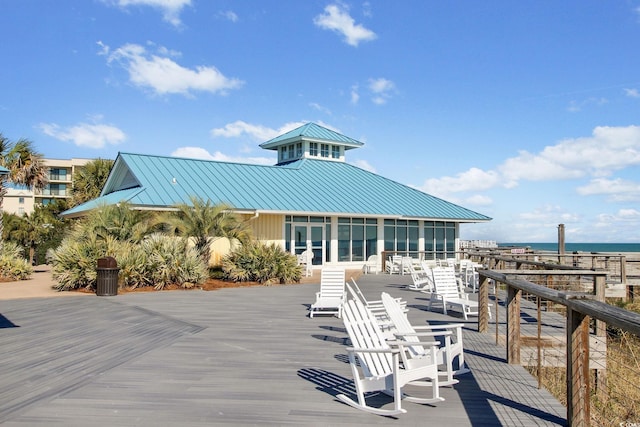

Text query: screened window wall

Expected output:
[337,218,378,262]
[285,216,457,265]
[423,221,456,259]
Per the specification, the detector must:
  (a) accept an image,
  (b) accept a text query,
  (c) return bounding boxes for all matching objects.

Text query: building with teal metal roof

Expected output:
[62,123,491,270]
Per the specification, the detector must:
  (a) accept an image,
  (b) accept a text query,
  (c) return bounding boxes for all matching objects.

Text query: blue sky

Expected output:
[2,1,640,243]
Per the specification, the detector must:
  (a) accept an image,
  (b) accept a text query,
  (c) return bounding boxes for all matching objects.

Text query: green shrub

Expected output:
[51,232,115,290]
[222,241,302,285]
[140,234,208,290]
[0,241,33,280]
[51,232,208,291]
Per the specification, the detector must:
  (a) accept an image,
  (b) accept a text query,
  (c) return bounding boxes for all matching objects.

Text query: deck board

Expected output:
[0,274,566,426]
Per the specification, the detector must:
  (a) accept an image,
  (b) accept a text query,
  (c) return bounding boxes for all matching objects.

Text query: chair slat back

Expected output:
[319,268,346,299]
[342,299,393,378]
[381,293,425,356]
[431,267,460,298]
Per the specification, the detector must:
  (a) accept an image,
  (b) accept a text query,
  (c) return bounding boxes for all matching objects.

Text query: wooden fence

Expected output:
[475,267,640,427]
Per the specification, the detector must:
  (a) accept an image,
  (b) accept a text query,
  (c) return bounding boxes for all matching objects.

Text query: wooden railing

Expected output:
[476,269,640,427]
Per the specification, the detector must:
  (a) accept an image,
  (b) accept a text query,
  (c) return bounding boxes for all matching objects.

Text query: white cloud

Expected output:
[350,85,360,104]
[502,125,640,183]
[210,120,339,142]
[567,97,608,112]
[210,121,304,141]
[464,194,493,206]
[350,159,376,173]
[577,178,640,202]
[106,0,192,27]
[313,3,377,47]
[218,10,238,22]
[38,120,126,149]
[415,125,640,210]
[419,167,501,198]
[625,88,640,98]
[368,77,395,104]
[105,42,243,96]
[309,102,332,115]
[171,146,273,165]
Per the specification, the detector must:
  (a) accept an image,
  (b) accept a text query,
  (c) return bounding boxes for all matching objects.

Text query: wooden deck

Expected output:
[0,274,566,426]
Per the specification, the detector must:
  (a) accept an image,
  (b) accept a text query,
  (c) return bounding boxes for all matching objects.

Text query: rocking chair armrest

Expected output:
[413,325,461,332]
[393,330,452,339]
[345,346,400,355]
[419,323,464,330]
[387,339,440,349]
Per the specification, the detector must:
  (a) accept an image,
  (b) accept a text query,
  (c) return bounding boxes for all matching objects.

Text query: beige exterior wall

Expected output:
[3,187,36,215]
[206,214,285,267]
[245,213,284,246]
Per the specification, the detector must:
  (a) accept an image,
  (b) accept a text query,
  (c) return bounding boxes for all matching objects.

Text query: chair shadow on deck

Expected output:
[312,324,349,345]
[297,367,403,419]
[0,314,19,328]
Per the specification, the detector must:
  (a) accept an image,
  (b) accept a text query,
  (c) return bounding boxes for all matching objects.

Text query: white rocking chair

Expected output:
[381,292,469,386]
[309,267,346,318]
[337,298,443,416]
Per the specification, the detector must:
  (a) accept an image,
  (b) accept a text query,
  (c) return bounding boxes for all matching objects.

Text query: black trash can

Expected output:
[96,256,119,296]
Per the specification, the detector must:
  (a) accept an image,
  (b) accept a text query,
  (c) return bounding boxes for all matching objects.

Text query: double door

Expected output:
[294,225,324,265]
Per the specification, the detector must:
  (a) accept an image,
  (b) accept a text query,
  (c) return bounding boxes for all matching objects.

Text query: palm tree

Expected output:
[0,134,48,238]
[158,196,251,264]
[3,209,57,265]
[70,158,114,207]
[85,201,153,243]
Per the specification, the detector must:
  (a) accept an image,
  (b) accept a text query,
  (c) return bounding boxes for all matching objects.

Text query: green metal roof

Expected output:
[62,152,491,222]
[259,123,364,150]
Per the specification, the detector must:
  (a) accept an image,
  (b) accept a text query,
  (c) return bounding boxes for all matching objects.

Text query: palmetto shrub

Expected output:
[0,241,33,280]
[139,234,208,290]
[52,232,207,291]
[222,241,302,285]
[51,233,120,290]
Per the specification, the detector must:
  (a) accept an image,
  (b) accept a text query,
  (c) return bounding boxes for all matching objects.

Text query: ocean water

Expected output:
[499,242,640,253]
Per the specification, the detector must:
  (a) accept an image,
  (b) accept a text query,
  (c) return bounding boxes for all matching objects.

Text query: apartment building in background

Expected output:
[3,158,92,216]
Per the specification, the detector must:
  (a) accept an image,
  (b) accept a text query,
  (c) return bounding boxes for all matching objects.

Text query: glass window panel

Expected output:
[397,227,407,252]
[435,227,445,258]
[325,224,331,262]
[408,226,419,252]
[294,226,307,254]
[352,218,364,224]
[366,225,377,258]
[446,227,455,255]
[338,217,350,224]
[384,225,395,251]
[285,223,291,252]
[352,225,364,261]
[338,224,350,261]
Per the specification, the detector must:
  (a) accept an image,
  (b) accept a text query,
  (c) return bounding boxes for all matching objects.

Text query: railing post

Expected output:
[594,275,606,338]
[566,306,590,427]
[506,285,521,364]
[478,274,490,333]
